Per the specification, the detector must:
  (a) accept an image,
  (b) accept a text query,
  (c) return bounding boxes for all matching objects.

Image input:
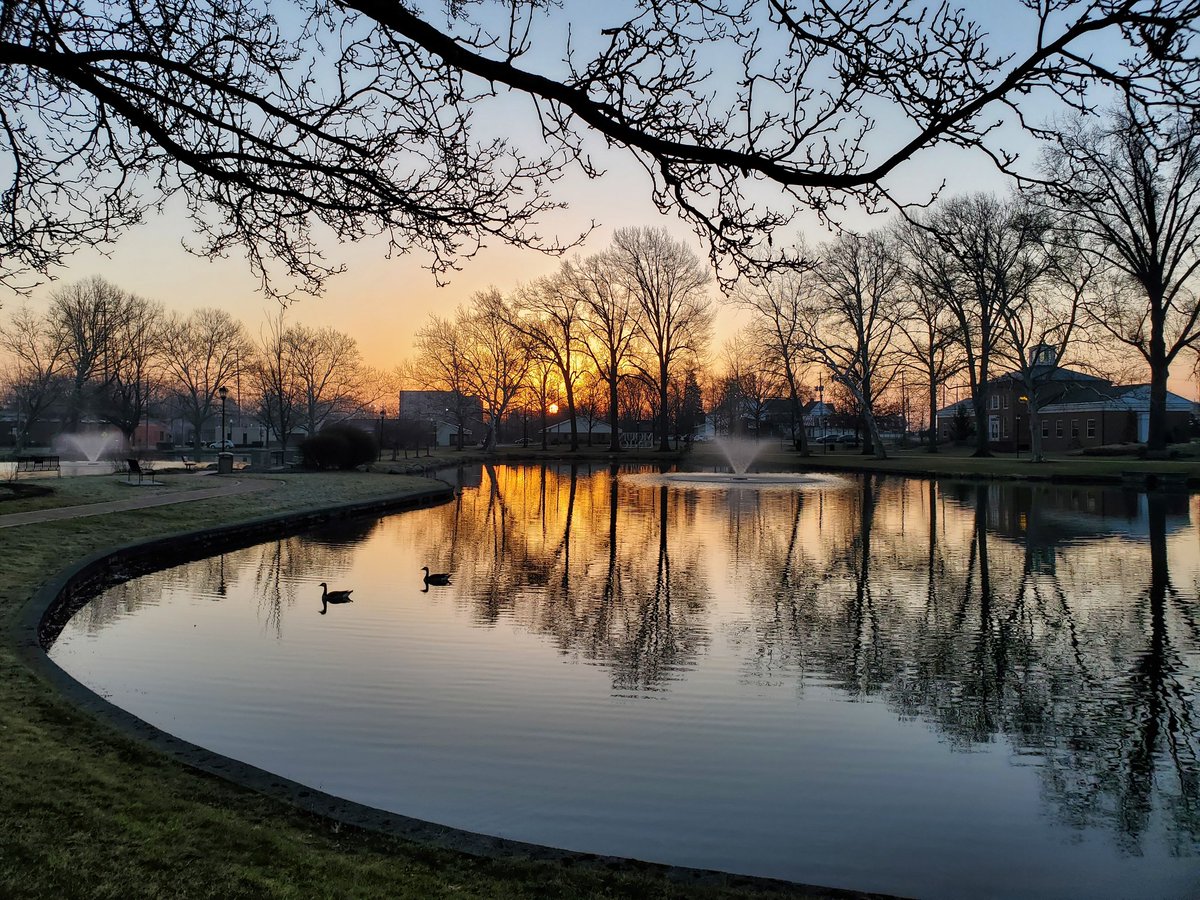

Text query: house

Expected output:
[398,390,484,446]
[801,400,837,440]
[435,420,473,447]
[935,348,1194,451]
[542,417,614,444]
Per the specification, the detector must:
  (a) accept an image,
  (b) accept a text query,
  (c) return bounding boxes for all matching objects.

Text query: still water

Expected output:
[49,465,1200,898]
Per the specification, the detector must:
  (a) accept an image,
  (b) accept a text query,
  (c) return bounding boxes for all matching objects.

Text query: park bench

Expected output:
[14,455,61,476]
[180,456,198,471]
[125,458,156,484]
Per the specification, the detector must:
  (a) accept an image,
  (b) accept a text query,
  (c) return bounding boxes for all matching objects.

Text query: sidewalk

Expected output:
[0,477,279,530]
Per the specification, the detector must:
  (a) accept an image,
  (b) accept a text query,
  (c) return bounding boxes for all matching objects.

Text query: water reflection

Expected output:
[50,466,1200,896]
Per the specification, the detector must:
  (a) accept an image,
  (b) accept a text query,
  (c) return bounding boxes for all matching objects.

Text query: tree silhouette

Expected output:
[7,2,1195,293]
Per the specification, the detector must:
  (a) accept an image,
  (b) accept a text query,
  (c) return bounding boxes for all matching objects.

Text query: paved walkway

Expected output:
[0,476,279,530]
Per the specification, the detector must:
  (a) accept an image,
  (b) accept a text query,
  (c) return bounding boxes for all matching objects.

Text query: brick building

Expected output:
[936,349,1194,452]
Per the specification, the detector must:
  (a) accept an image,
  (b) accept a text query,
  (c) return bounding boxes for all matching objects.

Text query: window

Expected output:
[1002,394,1009,409]
[991,394,1000,410]
[1001,417,1009,437]
[989,416,1000,440]
[1071,420,1079,438]
[1056,420,1063,438]
[1041,420,1049,438]
[1087,419,1096,438]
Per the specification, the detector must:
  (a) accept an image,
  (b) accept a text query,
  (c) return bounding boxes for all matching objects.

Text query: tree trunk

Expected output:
[926,366,939,454]
[607,368,621,452]
[565,377,579,451]
[540,371,549,451]
[1147,341,1169,454]
[785,369,809,455]
[658,359,671,452]
[1027,408,1045,463]
[862,405,888,460]
[972,393,991,457]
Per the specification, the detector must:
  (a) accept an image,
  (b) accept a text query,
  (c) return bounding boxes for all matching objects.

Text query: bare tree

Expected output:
[0,305,67,450]
[160,308,253,449]
[334,2,1200,287]
[909,195,1053,457]
[460,290,531,451]
[995,256,1093,462]
[11,3,1188,296]
[509,271,586,450]
[717,329,783,439]
[413,316,475,451]
[47,276,144,432]
[802,232,904,459]
[1,2,573,297]
[1040,109,1200,453]
[894,223,963,453]
[96,294,164,441]
[286,325,368,436]
[737,270,816,453]
[611,227,713,451]
[565,253,640,453]
[248,312,302,456]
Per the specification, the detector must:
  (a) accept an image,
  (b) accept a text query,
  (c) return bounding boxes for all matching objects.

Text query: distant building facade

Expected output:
[397,390,484,447]
[935,349,1194,451]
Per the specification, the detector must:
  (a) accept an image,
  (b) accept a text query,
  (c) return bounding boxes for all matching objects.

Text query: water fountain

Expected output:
[634,435,841,490]
[713,435,763,476]
[53,430,127,474]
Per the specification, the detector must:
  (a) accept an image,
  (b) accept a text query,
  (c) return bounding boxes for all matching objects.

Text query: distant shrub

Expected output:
[299,424,377,470]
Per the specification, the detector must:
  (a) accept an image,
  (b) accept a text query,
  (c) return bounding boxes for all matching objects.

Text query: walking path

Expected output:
[0,476,280,530]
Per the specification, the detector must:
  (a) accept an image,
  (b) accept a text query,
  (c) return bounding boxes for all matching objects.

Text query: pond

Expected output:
[48,465,1200,899]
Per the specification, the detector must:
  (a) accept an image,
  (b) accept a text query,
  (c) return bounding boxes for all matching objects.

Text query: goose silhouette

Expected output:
[422,566,452,586]
[319,581,353,614]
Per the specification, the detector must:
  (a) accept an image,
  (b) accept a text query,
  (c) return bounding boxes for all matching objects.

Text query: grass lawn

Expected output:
[689,441,1200,482]
[1,471,837,900]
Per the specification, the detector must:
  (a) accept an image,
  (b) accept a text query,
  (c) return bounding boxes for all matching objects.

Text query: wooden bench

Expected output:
[14,455,61,476]
[180,456,198,472]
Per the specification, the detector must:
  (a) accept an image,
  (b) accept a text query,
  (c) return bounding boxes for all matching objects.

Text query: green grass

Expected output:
[689,442,1200,481]
[0,474,211,515]
[0,471,834,900]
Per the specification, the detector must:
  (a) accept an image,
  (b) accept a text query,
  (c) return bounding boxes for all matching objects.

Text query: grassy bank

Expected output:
[687,442,1200,483]
[1,472,837,900]
[371,439,1200,484]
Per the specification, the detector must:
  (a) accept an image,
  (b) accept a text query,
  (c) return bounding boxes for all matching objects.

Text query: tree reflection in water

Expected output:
[423,466,1198,853]
[61,464,1199,859]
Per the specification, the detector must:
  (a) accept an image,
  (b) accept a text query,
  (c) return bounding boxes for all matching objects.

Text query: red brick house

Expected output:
[936,351,1195,451]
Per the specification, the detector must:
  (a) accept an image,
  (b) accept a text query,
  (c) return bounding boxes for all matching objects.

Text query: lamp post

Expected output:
[1017,395,1029,459]
[817,377,826,453]
[218,385,228,448]
[378,406,385,461]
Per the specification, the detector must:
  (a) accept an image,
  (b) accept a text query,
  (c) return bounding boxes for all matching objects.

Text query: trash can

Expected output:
[217,452,234,475]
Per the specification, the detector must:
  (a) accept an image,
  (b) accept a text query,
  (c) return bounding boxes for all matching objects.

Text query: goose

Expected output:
[319,582,353,614]
[422,566,452,586]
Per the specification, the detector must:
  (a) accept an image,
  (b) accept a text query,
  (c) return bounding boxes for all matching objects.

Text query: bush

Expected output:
[298,424,378,470]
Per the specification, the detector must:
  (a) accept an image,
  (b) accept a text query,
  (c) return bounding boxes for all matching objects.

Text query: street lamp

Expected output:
[378,406,385,461]
[817,377,827,453]
[218,385,228,448]
[1018,395,1029,459]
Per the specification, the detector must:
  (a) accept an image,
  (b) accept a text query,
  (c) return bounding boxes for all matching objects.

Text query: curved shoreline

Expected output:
[12,481,892,900]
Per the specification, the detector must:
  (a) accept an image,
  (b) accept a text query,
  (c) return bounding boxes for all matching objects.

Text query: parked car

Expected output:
[208,439,235,450]
[814,433,860,446]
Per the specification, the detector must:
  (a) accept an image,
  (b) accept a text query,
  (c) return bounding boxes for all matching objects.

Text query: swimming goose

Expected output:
[319,582,353,614]
[421,566,452,586]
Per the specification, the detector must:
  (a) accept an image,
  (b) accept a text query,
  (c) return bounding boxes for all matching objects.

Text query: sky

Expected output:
[7,1,1194,397]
